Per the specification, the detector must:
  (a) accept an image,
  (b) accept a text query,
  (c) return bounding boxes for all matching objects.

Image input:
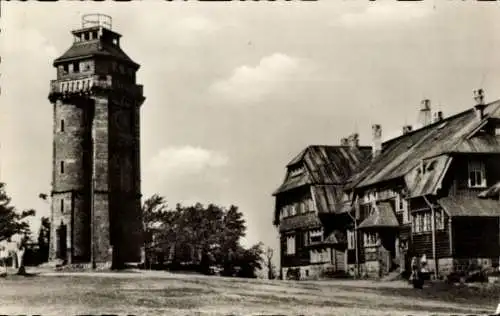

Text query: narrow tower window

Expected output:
[60,199,64,214]
[60,161,65,174]
[60,119,65,132]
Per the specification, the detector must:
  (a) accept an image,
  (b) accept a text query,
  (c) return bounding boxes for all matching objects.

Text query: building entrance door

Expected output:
[57,224,67,261]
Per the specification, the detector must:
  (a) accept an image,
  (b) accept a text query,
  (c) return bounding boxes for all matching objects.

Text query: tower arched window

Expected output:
[60,199,64,214]
[60,161,65,174]
[60,119,65,132]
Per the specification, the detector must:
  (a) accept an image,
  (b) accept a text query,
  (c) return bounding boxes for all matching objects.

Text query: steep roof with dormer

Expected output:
[273,145,372,228]
[351,100,500,193]
[273,145,372,196]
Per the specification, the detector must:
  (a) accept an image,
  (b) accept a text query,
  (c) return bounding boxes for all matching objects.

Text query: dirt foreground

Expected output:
[0,269,497,315]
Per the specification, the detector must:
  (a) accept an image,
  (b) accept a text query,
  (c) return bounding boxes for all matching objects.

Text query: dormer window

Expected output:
[289,166,304,178]
[468,160,486,188]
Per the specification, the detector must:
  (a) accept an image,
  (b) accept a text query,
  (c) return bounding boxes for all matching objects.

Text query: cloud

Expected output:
[149,146,229,178]
[208,53,305,106]
[2,27,58,58]
[338,4,433,28]
[174,16,221,33]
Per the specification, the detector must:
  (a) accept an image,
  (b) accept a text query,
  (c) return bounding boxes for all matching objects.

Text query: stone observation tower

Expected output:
[48,14,145,269]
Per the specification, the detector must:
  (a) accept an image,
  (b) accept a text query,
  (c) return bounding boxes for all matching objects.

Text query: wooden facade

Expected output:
[273,143,372,279]
[274,98,500,279]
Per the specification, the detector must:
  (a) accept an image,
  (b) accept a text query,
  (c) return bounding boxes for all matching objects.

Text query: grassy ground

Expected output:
[0,269,498,315]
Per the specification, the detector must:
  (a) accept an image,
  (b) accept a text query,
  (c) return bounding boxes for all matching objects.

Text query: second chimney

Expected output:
[433,111,444,123]
[402,125,413,135]
[419,99,432,127]
[372,124,382,159]
[347,133,359,148]
[473,89,486,121]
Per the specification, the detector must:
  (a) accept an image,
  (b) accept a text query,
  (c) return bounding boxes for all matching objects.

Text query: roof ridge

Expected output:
[383,99,500,147]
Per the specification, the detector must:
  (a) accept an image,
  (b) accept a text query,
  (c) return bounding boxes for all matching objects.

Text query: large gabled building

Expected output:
[273,90,500,280]
[272,135,372,280]
[349,92,500,279]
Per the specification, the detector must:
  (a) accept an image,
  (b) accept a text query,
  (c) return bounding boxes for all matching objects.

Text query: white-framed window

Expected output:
[290,204,297,216]
[310,248,331,264]
[303,231,309,246]
[306,198,314,212]
[412,212,433,233]
[309,229,323,244]
[468,160,486,188]
[282,205,291,218]
[289,166,304,177]
[396,195,410,224]
[347,230,355,250]
[286,235,296,255]
[297,201,304,214]
[435,209,445,230]
[495,127,500,136]
[364,232,378,246]
[423,212,431,231]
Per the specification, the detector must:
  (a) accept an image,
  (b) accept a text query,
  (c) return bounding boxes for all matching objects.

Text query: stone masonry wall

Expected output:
[50,99,89,263]
[92,97,112,264]
[49,192,72,262]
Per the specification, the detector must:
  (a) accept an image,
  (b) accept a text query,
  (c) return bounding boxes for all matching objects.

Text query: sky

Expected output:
[2,1,500,263]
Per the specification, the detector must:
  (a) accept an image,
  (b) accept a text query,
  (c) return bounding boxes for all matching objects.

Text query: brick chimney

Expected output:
[432,111,444,123]
[372,124,382,158]
[473,89,486,121]
[419,99,432,127]
[402,125,413,135]
[347,133,359,148]
[340,137,349,146]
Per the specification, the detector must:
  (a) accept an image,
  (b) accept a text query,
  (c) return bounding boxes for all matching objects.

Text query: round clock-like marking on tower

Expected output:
[112,110,132,132]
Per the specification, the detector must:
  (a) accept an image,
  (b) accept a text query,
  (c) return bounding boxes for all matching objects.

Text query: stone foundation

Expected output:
[347,257,497,279]
[282,263,344,280]
[364,261,381,278]
[51,261,112,272]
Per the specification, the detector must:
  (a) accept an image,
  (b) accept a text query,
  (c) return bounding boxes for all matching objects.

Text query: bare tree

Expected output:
[266,247,276,280]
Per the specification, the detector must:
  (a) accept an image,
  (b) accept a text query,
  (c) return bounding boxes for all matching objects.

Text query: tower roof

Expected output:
[53,16,139,69]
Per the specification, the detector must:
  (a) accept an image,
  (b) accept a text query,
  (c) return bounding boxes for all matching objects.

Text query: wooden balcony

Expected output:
[49,75,144,102]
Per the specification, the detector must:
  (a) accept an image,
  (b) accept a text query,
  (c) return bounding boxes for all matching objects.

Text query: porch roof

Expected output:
[323,230,346,245]
[404,155,453,198]
[358,201,399,229]
[279,212,322,233]
[438,196,500,217]
[478,182,500,199]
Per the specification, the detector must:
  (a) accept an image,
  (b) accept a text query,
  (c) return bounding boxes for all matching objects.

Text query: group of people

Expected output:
[410,254,429,289]
[0,234,26,276]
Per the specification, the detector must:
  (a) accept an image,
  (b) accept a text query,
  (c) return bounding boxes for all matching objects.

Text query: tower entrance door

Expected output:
[57,224,67,262]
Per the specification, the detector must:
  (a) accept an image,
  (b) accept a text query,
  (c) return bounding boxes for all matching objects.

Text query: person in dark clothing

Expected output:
[410,255,424,289]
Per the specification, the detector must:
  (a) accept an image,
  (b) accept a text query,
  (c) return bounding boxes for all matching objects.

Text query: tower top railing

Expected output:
[82,14,112,30]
